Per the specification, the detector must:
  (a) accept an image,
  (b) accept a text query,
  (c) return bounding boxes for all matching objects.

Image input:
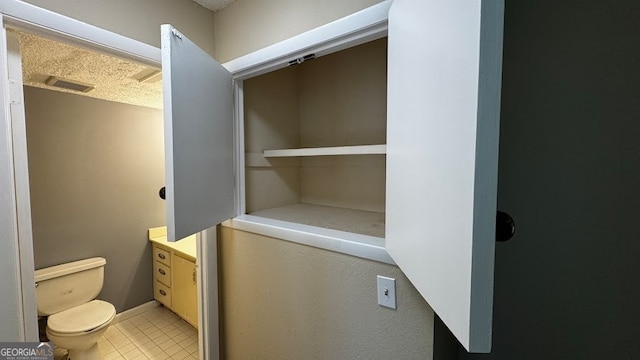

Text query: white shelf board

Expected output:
[264,144,386,158]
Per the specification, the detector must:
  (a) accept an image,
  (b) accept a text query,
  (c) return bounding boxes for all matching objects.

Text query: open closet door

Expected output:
[385,0,504,353]
[161,25,235,242]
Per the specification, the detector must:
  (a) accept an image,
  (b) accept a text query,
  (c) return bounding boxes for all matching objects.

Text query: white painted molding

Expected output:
[0,0,160,67]
[225,215,394,265]
[264,144,386,157]
[223,1,390,80]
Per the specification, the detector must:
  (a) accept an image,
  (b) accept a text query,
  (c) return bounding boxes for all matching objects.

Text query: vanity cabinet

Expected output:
[150,234,198,329]
[152,244,173,308]
[171,254,198,328]
[162,0,504,352]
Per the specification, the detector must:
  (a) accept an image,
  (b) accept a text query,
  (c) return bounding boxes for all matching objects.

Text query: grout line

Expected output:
[101,305,199,360]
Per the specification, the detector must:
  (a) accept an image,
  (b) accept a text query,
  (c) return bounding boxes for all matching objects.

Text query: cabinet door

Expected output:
[162,25,236,242]
[172,254,198,328]
[385,0,504,353]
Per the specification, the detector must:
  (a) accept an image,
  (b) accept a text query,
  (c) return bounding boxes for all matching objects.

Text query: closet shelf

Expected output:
[263,144,386,157]
[248,203,385,238]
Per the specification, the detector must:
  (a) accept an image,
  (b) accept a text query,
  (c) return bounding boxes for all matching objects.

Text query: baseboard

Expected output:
[112,300,160,324]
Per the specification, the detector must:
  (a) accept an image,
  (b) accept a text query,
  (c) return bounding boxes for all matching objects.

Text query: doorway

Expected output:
[15,29,201,360]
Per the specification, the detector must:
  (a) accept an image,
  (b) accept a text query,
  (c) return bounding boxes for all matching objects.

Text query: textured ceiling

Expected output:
[192,0,236,12]
[19,31,163,109]
[17,0,236,108]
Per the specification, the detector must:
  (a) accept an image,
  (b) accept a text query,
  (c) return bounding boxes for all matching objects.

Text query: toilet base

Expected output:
[67,343,99,360]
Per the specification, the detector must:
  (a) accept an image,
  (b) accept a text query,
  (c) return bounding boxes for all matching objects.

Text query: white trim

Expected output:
[0,0,160,67]
[264,144,386,157]
[234,81,246,215]
[222,0,390,80]
[225,215,395,265]
[197,229,220,360]
[112,300,160,324]
[6,28,37,341]
[0,18,28,340]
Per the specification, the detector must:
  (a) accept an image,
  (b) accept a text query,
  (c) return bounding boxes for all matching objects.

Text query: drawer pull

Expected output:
[159,289,167,296]
[158,253,166,260]
[158,268,166,275]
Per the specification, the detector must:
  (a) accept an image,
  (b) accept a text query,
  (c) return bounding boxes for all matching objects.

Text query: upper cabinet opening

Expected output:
[242,37,387,239]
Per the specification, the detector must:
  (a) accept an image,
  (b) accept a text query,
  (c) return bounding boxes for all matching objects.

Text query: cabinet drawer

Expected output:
[154,281,172,307]
[153,246,171,266]
[153,261,171,286]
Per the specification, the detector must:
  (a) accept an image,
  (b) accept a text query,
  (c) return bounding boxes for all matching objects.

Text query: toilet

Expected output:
[35,257,116,360]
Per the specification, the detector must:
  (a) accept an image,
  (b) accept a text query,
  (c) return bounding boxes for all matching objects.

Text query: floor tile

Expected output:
[157,340,177,351]
[170,350,190,360]
[164,344,182,356]
[57,305,199,360]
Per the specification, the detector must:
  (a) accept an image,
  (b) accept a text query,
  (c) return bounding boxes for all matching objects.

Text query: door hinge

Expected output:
[9,79,21,105]
[171,29,183,40]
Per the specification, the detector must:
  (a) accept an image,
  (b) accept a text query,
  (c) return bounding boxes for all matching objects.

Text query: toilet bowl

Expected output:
[35,258,116,360]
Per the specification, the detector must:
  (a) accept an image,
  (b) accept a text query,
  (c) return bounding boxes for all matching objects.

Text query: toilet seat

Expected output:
[47,300,115,334]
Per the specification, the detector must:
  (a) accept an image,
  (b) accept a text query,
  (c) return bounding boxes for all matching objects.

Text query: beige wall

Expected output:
[25,87,164,312]
[243,39,387,214]
[219,227,434,359]
[213,0,383,62]
[22,0,216,56]
[215,0,435,358]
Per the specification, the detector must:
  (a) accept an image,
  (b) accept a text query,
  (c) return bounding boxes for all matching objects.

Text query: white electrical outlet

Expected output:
[377,275,396,309]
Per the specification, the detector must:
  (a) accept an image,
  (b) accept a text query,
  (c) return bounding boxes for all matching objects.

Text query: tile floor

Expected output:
[56,305,199,360]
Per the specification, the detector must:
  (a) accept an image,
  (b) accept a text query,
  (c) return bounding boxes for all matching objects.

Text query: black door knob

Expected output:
[159,186,166,200]
[496,211,515,242]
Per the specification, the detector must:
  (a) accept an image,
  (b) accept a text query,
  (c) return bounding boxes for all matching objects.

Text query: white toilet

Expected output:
[35,257,116,360]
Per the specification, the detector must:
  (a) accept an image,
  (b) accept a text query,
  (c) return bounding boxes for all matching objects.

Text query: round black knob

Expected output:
[496,211,515,242]
[159,186,166,200]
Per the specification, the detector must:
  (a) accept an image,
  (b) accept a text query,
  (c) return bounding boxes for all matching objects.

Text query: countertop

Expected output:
[148,226,197,261]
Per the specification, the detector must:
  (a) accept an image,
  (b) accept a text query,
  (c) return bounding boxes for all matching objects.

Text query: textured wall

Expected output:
[25,87,165,312]
[22,0,216,56]
[219,227,434,359]
[214,0,435,358]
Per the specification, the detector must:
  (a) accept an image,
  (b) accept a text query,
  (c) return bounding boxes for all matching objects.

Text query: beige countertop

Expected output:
[148,226,197,261]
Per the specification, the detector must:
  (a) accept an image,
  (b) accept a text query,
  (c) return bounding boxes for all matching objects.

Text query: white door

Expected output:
[161,25,236,242]
[385,0,504,353]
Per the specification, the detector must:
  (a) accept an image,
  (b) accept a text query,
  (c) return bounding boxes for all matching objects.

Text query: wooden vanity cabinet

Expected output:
[151,242,198,328]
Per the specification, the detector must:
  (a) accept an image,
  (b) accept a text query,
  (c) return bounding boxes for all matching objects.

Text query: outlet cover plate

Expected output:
[377,275,397,309]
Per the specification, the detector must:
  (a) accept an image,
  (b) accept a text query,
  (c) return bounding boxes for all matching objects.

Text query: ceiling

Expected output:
[192,0,236,12]
[18,31,163,109]
[17,1,235,109]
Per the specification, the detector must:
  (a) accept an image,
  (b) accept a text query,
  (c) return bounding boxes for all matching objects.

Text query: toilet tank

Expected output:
[34,257,107,316]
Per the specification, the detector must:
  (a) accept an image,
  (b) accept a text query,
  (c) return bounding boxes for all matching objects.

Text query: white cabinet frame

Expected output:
[223,1,394,265]
[220,0,503,353]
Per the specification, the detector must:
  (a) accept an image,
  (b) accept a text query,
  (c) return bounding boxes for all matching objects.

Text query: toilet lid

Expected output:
[47,300,115,334]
